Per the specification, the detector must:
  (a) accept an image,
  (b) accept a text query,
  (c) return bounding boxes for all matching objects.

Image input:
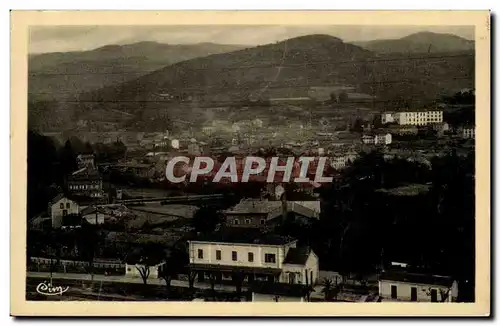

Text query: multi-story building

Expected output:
[223,199,322,229]
[330,153,359,170]
[459,126,475,139]
[381,110,443,126]
[362,133,392,145]
[224,199,284,228]
[188,229,319,286]
[379,270,458,302]
[67,167,104,198]
[381,112,395,124]
[48,194,80,228]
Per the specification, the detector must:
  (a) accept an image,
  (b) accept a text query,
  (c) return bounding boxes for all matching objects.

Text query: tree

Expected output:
[76,224,100,287]
[192,205,224,235]
[128,244,165,286]
[231,272,246,298]
[59,139,78,176]
[208,272,217,298]
[303,271,315,302]
[321,278,334,301]
[187,268,197,290]
[159,261,178,295]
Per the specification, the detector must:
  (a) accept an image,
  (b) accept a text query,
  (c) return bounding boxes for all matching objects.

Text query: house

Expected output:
[187,228,319,286]
[67,167,103,198]
[223,199,284,228]
[362,133,392,145]
[330,152,358,170]
[381,112,395,124]
[48,194,80,228]
[379,270,459,302]
[394,110,443,126]
[458,125,475,139]
[224,199,321,228]
[80,206,116,225]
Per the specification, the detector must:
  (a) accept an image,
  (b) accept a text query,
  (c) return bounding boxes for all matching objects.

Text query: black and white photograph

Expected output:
[10,10,490,317]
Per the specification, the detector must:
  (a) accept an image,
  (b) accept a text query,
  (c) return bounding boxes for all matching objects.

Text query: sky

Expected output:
[29,25,475,54]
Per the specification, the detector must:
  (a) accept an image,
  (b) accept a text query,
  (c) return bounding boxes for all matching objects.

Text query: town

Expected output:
[26,28,475,304]
[27,93,475,303]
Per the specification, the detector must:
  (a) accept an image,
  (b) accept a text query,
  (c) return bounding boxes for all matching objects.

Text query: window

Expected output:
[232,251,237,261]
[248,252,254,262]
[216,250,221,260]
[391,285,398,299]
[264,254,276,263]
[411,287,417,301]
[59,203,64,209]
[260,219,265,225]
[430,289,438,302]
[66,203,70,209]
[197,249,203,259]
[245,219,251,225]
[233,219,239,225]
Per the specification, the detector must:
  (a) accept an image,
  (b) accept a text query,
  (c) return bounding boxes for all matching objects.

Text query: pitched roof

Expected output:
[193,228,296,246]
[283,246,312,265]
[49,193,66,205]
[379,271,453,287]
[225,200,282,215]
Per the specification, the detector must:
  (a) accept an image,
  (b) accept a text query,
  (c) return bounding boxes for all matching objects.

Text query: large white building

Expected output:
[188,229,319,286]
[381,110,443,126]
[48,194,80,228]
[362,133,392,145]
[379,270,459,302]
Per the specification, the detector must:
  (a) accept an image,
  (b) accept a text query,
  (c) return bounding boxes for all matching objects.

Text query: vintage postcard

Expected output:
[10,10,490,317]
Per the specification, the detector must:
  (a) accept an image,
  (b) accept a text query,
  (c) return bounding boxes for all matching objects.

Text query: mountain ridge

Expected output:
[353,31,475,54]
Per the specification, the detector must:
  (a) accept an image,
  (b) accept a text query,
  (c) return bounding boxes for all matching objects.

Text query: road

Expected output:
[28,271,240,292]
[27,272,325,299]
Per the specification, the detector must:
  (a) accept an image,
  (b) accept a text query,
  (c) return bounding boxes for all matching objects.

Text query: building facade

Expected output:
[67,168,104,198]
[48,194,80,228]
[188,230,319,286]
[381,111,443,126]
[379,271,459,302]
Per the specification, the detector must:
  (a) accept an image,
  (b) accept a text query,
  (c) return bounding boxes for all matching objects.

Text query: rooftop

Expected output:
[283,246,312,265]
[379,271,453,287]
[225,199,282,215]
[192,228,296,246]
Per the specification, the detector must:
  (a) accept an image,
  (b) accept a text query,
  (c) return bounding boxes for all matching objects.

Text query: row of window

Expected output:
[197,249,276,263]
[232,218,266,225]
[69,184,100,190]
[390,285,438,302]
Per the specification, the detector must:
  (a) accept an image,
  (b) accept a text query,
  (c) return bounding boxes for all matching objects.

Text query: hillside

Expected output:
[78,35,372,105]
[353,32,475,54]
[28,41,246,100]
[30,34,474,132]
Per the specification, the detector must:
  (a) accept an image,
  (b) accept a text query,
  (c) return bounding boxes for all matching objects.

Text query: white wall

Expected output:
[125,263,162,279]
[379,280,454,302]
[50,198,79,228]
[189,241,295,270]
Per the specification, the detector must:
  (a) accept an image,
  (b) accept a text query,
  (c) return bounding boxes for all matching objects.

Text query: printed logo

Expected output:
[36,281,69,296]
